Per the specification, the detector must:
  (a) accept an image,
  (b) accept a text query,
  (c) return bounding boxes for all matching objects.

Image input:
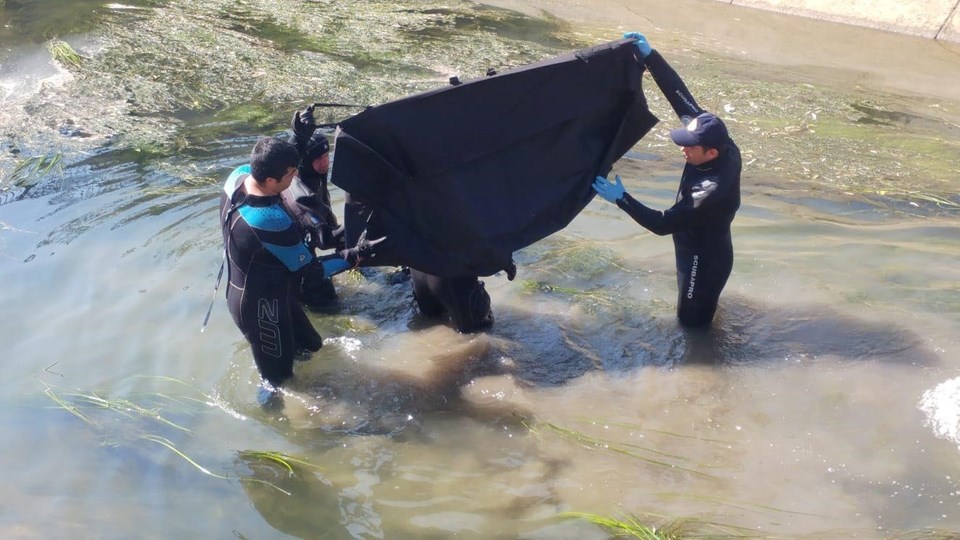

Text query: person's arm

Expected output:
[644,50,704,122]
[593,174,730,235]
[300,232,390,282]
[624,33,703,122]
[615,193,673,236]
[289,104,318,156]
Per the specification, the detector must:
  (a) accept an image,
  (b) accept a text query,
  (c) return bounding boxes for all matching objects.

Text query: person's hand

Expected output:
[623,32,652,57]
[505,259,517,281]
[319,224,345,251]
[340,234,389,267]
[291,104,318,139]
[592,175,627,203]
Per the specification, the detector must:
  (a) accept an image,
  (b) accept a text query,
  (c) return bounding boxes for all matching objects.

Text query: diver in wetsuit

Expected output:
[220,137,382,404]
[593,32,742,327]
[281,104,346,311]
[409,270,495,333]
[340,197,496,333]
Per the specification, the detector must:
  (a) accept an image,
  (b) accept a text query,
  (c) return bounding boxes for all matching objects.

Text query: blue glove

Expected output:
[623,32,652,57]
[592,175,626,203]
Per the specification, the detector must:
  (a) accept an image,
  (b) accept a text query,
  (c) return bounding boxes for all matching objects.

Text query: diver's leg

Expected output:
[443,277,494,333]
[675,244,732,328]
[290,290,323,353]
[410,269,447,317]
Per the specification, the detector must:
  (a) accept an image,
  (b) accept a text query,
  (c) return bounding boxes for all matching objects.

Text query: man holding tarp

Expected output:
[593,33,742,327]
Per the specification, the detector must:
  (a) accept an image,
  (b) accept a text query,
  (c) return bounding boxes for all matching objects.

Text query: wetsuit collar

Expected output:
[241,193,282,207]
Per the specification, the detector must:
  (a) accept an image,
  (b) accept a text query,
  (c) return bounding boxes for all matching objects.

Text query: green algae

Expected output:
[47,39,83,68]
[618,49,960,214]
[2,0,958,216]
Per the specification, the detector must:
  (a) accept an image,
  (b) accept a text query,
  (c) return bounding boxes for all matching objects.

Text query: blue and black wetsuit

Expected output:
[618,50,742,327]
[220,165,325,386]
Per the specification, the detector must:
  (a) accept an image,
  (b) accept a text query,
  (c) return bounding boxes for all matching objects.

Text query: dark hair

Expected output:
[706,142,728,154]
[250,137,299,184]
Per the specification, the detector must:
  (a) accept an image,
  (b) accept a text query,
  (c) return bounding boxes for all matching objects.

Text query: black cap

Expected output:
[303,132,330,163]
[669,112,728,149]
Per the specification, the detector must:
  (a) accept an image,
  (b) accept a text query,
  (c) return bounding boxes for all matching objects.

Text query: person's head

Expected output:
[250,137,300,193]
[300,132,330,181]
[669,112,728,166]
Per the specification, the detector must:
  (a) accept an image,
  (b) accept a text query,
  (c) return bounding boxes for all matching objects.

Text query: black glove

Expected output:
[319,225,346,252]
[505,259,517,281]
[291,104,318,140]
[340,234,389,267]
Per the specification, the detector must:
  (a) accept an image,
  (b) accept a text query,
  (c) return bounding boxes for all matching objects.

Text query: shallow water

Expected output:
[2,1,960,538]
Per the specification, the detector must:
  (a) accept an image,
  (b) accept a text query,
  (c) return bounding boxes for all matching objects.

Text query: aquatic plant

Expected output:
[522,418,717,478]
[3,154,63,191]
[563,512,756,539]
[237,450,323,475]
[891,529,960,540]
[40,377,314,495]
[47,39,83,69]
[5,0,957,216]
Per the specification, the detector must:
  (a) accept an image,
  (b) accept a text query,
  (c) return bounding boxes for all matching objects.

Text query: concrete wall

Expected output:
[721,0,960,42]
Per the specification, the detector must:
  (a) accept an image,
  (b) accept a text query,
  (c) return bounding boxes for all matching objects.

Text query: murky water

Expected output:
[2,0,960,538]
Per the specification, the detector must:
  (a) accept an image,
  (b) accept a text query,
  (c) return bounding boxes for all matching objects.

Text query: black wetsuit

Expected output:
[281,176,343,252]
[286,129,341,246]
[410,270,494,333]
[220,165,326,386]
[342,193,494,333]
[617,50,741,327]
[281,131,345,310]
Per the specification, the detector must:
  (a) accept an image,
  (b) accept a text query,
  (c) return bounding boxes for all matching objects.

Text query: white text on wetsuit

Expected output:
[686,255,699,299]
[257,298,282,358]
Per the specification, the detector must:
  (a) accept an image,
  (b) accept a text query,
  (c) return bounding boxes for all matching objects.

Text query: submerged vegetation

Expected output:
[564,512,756,539]
[4,153,62,189]
[0,0,580,184]
[40,377,321,496]
[47,39,83,69]
[525,418,720,478]
[636,68,960,214]
[0,0,955,214]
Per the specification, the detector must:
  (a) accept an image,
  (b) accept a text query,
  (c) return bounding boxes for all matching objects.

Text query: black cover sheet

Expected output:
[330,38,659,277]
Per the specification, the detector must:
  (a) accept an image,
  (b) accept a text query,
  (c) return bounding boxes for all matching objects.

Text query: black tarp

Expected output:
[330,38,659,277]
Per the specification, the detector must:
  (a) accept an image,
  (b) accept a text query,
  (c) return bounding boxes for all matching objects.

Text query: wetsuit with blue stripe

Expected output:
[617,50,742,327]
[220,165,324,386]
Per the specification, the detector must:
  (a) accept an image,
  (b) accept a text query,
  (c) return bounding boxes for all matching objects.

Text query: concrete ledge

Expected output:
[728,0,960,42]
[941,5,960,41]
